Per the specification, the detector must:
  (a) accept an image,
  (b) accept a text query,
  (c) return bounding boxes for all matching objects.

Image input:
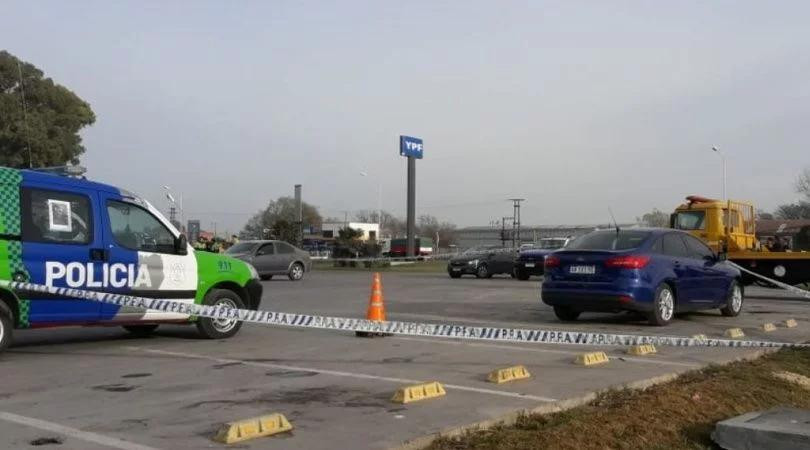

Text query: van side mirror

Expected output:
[175,234,188,255]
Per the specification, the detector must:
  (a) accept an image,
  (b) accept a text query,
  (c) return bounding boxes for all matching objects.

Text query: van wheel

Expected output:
[554,306,580,321]
[288,263,305,281]
[0,302,14,352]
[721,281,743,317]
[196,289,246,339]
[648,284,675,326]
[122,324,159,336]
[516,270,531,281]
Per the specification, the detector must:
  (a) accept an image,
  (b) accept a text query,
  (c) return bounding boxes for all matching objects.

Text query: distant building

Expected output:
[320,222,380,241]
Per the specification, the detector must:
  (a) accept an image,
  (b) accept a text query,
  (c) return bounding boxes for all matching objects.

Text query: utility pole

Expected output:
[501,216,513,248]
[294,184,303,246]
[508,199,525,248]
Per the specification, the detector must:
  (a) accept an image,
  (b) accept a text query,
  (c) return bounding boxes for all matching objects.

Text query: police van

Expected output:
[0,167,262,352]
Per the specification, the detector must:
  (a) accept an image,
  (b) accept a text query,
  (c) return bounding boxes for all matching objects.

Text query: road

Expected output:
[2,271,808,449]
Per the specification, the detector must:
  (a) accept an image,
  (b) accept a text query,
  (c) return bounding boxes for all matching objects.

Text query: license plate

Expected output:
[569,265,595,275]
[525,263,535,268]
[452,268,461,272]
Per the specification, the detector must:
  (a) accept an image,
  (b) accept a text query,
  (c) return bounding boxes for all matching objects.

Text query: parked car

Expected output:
[226,240,312,281]
[0,167,263,353]
[447,246,517,278]
[514,237,570,280]
[541,229,743,326]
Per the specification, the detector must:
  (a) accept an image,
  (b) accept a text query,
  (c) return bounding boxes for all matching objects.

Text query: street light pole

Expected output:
[360,171,382,238]
[711,146,726,200]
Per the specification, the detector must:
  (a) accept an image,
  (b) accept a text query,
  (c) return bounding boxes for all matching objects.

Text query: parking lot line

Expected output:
[394,336,702,368]
[0,411,159,450]
[129,347,558,403]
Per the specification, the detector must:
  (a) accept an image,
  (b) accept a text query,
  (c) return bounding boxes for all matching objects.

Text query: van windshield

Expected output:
[566,230,650,251]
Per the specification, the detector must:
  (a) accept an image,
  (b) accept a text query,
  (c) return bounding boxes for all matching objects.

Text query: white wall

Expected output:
[321,222,380,241]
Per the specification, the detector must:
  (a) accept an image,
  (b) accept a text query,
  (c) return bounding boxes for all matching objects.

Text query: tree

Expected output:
[240,196,322,242]
[354,210,406,238]
[637,208,670,228]
[756,209,774,220]
[796,167,810,200]
[774,202,810,220]
[418,214,457,247]
[0,51,95,168]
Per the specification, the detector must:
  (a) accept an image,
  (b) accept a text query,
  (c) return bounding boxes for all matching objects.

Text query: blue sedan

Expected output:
[541,228,743,326]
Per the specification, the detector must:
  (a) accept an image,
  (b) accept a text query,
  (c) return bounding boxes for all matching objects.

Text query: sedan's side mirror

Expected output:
[175,234,188,255]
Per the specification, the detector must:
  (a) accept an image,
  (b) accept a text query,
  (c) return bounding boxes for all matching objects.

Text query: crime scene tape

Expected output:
[0,279,806,349]
[728,262,810,300]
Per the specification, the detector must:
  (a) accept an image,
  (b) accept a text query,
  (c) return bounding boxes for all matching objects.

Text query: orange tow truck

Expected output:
[671,195,810,286]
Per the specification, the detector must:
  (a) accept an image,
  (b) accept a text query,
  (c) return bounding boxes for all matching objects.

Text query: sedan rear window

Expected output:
[566,230,651,251]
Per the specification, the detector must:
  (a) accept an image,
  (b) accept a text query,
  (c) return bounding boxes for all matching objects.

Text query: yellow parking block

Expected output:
[784,319,798,328]
[761,323,777,332]
[391,382,446,404]
[724,328,745,339]
[575,352,609,366]
[487,365,531,384]
[213,413,292,444]
[627,344,657,356]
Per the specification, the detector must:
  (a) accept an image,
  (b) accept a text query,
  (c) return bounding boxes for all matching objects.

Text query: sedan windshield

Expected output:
[225,242,258,254]
[566,230,651,251]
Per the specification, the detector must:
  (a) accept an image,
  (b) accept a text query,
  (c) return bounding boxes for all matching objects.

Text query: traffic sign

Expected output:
[399,136,423,159]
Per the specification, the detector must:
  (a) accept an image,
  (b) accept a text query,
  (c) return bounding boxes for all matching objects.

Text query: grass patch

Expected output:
[426,348,810,450]
[313,260,447,273]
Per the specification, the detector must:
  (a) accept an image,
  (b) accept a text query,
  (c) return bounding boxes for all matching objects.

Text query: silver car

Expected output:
[226,240,312,281]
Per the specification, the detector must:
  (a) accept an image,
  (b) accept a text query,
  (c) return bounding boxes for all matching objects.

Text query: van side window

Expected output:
[107,200,176,253]
[21,188,92,244]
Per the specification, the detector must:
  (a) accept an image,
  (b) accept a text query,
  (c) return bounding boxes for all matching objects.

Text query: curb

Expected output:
[391,348,774,450]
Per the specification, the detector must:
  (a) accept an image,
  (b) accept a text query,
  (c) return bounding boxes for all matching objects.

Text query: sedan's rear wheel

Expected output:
[648,284,675,326]
[553,306,580,321]
[720,281,743,317]
[288,262,305,281]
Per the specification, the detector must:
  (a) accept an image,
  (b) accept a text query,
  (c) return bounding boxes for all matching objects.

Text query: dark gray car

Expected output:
[226,240,312,281]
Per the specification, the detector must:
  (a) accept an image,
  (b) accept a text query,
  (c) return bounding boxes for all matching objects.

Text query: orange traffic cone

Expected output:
[357,272,387,337]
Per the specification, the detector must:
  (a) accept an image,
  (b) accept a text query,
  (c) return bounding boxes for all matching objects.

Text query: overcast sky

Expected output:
[3,1,809,234]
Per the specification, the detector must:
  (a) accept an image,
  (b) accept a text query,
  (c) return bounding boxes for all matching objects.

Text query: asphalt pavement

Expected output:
[2,270,808,449]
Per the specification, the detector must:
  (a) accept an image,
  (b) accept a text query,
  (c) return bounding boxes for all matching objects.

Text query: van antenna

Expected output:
[608,207,620,234]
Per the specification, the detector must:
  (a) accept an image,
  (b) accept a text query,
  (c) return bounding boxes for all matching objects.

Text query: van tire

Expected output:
[122,324,159,336]
[0,302,14,353]
[196,289,246,339]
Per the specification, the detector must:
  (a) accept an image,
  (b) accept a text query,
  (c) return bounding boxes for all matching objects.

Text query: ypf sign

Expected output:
[399,136,424,159]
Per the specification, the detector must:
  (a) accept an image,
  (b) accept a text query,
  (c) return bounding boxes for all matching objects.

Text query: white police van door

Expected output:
[97,192,198,323]
[20,184,103,323]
